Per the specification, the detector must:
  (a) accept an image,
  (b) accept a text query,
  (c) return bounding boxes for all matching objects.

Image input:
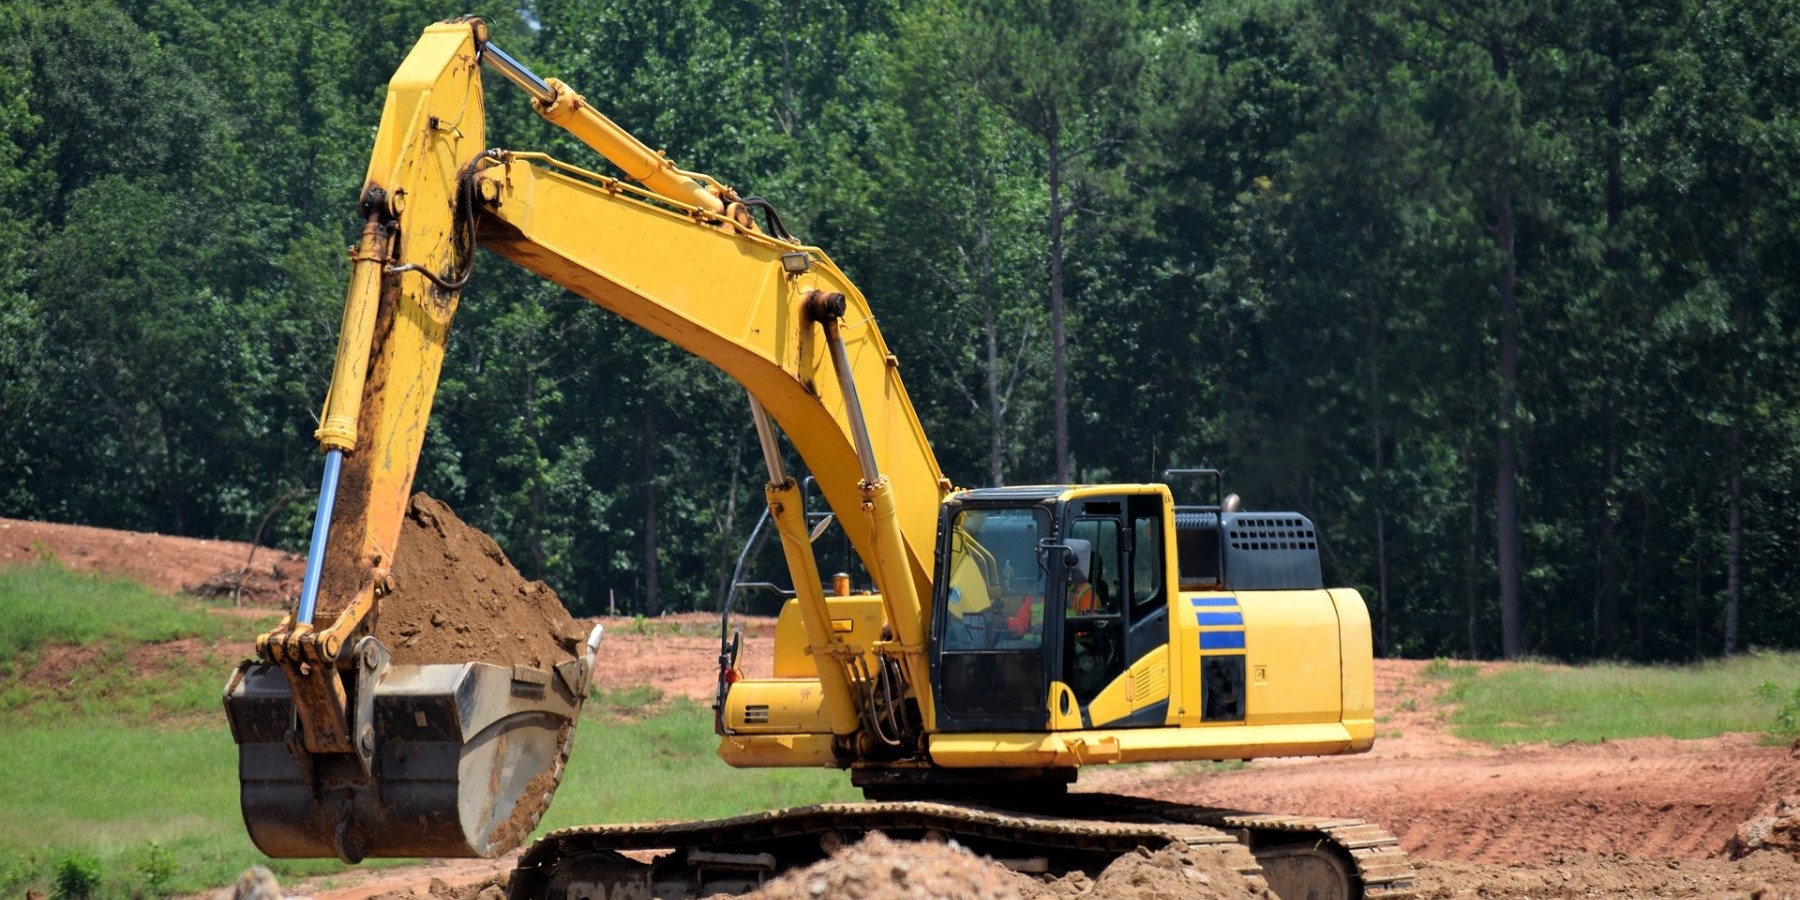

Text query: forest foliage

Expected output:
[1,0,1796,662]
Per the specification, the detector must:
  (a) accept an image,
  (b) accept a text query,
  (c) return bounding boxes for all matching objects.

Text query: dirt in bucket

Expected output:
[373,494,588,669]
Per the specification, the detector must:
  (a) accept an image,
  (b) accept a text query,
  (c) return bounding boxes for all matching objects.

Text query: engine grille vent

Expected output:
[1226,516,1317,552]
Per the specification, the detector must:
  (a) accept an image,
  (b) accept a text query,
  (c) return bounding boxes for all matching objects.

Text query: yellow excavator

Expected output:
[223,17,1413,899]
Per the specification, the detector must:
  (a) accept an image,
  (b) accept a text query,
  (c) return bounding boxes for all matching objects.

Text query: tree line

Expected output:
[1,0,1795,662]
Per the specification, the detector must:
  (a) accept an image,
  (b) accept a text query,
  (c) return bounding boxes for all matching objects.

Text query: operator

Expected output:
[1001,568,1098,640]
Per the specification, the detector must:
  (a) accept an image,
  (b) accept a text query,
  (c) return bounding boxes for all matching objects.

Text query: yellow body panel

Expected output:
[1330,588,1377,750]
[721,678,834,735]
[928,723,1355,768]
[717,733,837,768]
[1169,589,1347,727]
[1047,681,1084,730]
[1240,591,1346,727]
[771,596,888,678]
[1086,644,1171,728]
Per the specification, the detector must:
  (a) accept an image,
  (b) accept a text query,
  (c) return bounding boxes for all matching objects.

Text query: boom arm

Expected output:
[260,18,949,765]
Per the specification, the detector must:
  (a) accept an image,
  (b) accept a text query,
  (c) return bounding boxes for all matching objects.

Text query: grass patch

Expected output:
[0,561,245,665]
[544,697,859,831]
[0,674,857,896]
[619,615,721,638]
[0,562,852,896]
[0,562,276,723]
[1439,651,1800,745]
[0,643,253,724]
[0,722,353,897]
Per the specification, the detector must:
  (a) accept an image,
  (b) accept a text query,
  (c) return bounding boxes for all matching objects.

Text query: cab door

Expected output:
[1061,493,1174,729]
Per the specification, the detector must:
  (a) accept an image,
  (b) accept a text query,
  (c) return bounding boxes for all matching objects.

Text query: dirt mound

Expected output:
[372,495,587,669]
[1031,842,1273,899]
[741,832,1029,900]
[0,516,303,604]
[735,832,1270,900]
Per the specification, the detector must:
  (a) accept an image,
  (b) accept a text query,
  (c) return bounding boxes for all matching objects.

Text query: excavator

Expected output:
[223,17,1414,900]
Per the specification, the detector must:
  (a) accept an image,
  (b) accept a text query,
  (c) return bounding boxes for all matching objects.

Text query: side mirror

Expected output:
[1038,538,1092,584]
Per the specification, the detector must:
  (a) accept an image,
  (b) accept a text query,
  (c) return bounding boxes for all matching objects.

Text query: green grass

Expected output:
[0,561,245,665]
[543,696,859,831]
[0,562,276,723]
[1434,651,1800,745]
[0,722,352,897]
[619,615,723,638]
[0,690,859,898]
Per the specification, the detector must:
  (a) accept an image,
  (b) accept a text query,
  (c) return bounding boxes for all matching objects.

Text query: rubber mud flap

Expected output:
[223,630,598,860]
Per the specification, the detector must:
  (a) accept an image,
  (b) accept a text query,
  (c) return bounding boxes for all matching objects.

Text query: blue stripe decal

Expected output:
[1196,611,1244,626]
[1189,596,1236,607]
[1199,631,1246,650]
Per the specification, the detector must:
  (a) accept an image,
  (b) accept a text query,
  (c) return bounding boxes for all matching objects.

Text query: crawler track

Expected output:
[508,796,1413,899]
[1070,793,1416,898]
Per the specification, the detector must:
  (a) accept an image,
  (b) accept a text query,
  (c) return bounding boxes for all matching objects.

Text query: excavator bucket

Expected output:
[223,626,601,861]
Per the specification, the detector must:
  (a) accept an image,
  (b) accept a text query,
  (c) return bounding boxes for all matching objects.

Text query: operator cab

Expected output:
[927,475,1326,735]
[929,485,1173,732]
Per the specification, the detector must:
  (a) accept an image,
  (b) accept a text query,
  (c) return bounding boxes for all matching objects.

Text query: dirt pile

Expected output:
[1030,842,1273,899]
[0,515,304,603]
[738,832,1030,899]
[373,494,587,669]
[734,833,1270,900]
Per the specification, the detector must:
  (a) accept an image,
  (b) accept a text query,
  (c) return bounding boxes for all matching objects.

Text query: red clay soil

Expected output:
[582,612,777,706]
[1134,732,1799,863]
[0,516,303,606]
[1108,658,1800,865]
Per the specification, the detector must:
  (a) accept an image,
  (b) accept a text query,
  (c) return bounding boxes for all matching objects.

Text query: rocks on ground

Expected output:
[365,875,509,900]
[1736,795,1800,861]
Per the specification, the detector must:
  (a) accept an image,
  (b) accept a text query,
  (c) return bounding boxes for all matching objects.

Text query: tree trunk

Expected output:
[1047,115,1070,483]
[1365,289,1390,657]
[525,357,546,581]
[1724,426,1741,654]
[714,424,747,610]
[1466,445,1481,659]
[1593,53,1625,654]
[1634,493,1649,657]
[1492,44,1524,660]
[642,397,660,617]
[1723,151,1752,655]
[1592,419,1619,653]
[986,304,1004,486]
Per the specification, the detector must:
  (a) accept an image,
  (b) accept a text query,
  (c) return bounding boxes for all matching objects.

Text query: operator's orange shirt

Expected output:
[1005,584,1097,635]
